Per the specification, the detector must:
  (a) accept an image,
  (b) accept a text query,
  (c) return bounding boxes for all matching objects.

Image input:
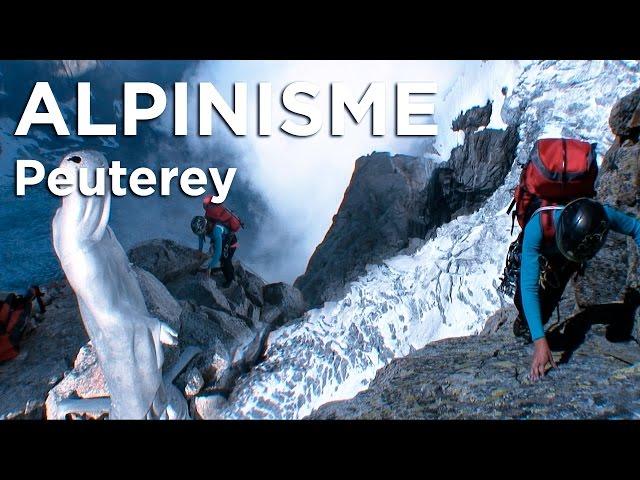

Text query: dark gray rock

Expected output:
[574,132,640,310]
[421,125,519,239]
[234,262,265,307]
[263,282,306,322]
[131,239,303,400]
[128,239,207,283]
[195,350,229,384]
[166,274,233,313]
[609,86,640,141]
[259,304,285,326]
[451,100,492,135]
[178,301,242,355]
[134,266,182,332]
[294,152,430,308]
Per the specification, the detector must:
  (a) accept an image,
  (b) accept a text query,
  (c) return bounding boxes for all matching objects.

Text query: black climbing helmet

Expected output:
[191,216,208,236]
[556,198,610,263]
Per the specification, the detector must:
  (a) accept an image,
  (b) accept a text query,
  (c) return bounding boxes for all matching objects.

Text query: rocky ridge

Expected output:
[0,239,305,419]
[295,100,519,308]
[311,86,640,419]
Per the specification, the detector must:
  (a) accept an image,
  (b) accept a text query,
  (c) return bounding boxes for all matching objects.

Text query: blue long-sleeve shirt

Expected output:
[521,205,640,341]
[197,223,229,269]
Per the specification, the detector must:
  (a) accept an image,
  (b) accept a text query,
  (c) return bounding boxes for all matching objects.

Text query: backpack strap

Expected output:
[532,205,564,245]
[507,198,517,235]
[530,205,565,217]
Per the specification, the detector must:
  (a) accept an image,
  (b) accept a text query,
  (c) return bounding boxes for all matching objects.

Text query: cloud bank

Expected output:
[177,60,524,284]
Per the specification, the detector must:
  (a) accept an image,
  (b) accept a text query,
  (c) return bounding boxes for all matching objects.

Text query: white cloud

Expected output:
[181,60,523,282]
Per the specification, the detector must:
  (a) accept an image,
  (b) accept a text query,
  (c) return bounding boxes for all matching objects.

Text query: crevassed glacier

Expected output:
[221,60,640,419]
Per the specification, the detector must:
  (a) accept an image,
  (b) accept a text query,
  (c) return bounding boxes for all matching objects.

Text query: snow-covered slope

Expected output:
[219,60,640,419]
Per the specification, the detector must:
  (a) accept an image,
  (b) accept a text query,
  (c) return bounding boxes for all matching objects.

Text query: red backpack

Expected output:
[203,196,244,233]
[0,286,45,362]
[507,138,598,243]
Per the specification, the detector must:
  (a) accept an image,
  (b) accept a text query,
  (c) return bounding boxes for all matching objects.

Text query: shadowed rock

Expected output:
[263,282,306,323]
[294,153,430,308]
[451,100,492,135]
[128,239,206,283]
[295,103,519,308]
[609,86,640,141]
[574,88,640,339]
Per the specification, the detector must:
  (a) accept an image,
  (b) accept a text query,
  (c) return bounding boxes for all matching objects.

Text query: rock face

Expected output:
[294,153,430,308]
[310,314,640,419]
[421,124,519,240]
[609,86,640,141]
[45,342,108,420]
[451,100,492,135]
[294,104,519,308]
[573,87,640,343]
[262,283,307,325]
[36,239,306,420]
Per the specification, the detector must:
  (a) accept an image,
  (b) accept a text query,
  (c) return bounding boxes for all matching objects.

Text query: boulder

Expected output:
[191,393,227,420]
[422,125,519,239]
[134,266,182,369]
[184,367,205,398]
[196,350,229,384]
[133,266,182,332]
[259,304,285,326]
[263,282,306,322]
[45,342,108,420]
[234,262,266,307]
[164,263,263,325]
[128,239,206,283]
[609,86,640,140]
[178,302,235,354]
[294,152,431,308]
[166,274,233,313]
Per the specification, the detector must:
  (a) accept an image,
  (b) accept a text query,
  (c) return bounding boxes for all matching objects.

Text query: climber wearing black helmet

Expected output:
[513,197,640,380]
